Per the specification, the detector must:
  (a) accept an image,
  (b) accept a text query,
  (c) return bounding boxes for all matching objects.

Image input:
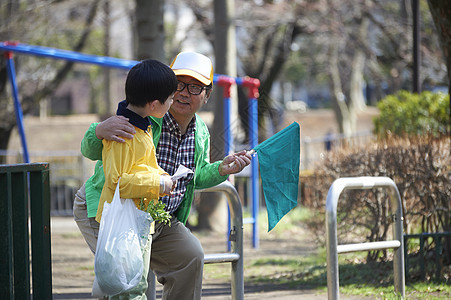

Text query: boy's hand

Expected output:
[95,115,136,143]
[160,175,177,195]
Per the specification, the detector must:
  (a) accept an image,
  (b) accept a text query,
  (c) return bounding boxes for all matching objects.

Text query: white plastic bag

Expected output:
[92,179,152,297]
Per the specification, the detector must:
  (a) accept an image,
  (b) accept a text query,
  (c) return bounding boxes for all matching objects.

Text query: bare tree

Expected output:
[427,0,451,92]
[0,0,101,158]
[427,0,451,264]
[188,1,306,139]
[175,0,446,146]
[195,0,239,231]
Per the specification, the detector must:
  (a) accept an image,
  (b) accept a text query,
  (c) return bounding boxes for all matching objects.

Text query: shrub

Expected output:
[302,135,450,268]
[373,90,450,138]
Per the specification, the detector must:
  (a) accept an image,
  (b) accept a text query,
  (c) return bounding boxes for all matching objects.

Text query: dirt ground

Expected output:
[50,216,369,300]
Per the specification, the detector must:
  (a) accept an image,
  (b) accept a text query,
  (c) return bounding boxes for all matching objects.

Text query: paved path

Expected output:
[50,217,366,299]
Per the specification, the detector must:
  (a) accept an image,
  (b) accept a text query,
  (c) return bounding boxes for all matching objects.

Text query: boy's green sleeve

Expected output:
[80,122,104,161]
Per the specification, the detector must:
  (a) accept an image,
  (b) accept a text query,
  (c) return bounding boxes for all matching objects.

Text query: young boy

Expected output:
[96,59,177,298]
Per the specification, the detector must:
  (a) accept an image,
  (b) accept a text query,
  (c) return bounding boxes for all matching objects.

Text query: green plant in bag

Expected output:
[139,199,172,226]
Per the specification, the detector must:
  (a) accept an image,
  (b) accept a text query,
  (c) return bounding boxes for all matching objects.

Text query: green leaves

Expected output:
[139,199,172,226]
[374,90,450,138]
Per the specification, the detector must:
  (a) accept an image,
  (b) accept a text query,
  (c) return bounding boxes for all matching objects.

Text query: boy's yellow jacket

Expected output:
[96,126,166,223]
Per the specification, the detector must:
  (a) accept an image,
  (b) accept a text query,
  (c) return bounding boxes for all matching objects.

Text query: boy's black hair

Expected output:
[125,59,177,107]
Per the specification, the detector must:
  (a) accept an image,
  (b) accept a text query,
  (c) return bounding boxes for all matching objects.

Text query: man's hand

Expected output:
[218,150,253,176]
[95,115,136,143]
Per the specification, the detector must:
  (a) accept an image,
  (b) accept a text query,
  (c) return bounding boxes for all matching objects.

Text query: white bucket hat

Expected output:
[170,52,214,85]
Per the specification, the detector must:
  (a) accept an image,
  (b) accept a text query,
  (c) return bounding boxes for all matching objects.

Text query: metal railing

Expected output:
[1,150,95,216]
[404,232,451,280]
[147,180,244,300]
[0,163,52,299]
[326,176,405,300]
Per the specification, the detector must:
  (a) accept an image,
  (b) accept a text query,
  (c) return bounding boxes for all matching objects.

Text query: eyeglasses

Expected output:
[176,81,209,95]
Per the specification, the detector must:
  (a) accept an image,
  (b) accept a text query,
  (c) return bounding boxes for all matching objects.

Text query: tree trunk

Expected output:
[329,41,352,137]
[103,0,112,116]
[427,0,451,264]
[349,16,369,114]
[427,0,451,93]
[0,127,13,164]
[349,50,364,132]
[196,0,237,232]
[0,0,19,156]
[135,0,165,61]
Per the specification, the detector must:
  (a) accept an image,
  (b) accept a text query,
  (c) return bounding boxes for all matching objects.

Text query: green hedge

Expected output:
[373,90,450,138]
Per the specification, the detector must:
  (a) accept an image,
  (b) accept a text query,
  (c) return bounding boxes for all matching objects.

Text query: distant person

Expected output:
[74,51,252,299]
[325,130,333,151]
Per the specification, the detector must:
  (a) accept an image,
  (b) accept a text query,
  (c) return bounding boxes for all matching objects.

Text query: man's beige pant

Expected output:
[73,184,204,300]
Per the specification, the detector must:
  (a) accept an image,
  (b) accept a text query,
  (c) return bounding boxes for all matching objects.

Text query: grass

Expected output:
[205,206,451,299]
[61,231,83,239]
